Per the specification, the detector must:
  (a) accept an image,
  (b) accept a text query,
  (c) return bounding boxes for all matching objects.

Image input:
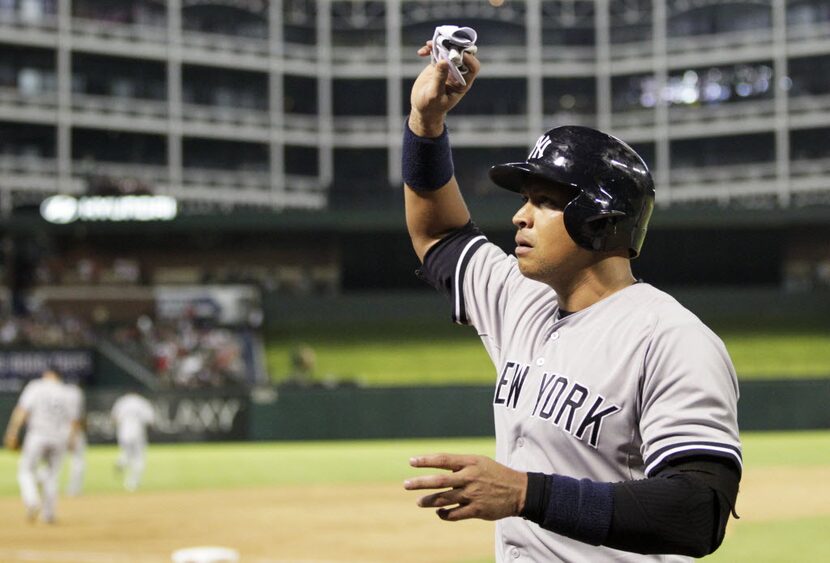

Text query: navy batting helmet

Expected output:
[488,125,655,258]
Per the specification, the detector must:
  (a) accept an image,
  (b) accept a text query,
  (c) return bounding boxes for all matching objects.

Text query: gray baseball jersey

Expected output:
[65,384,85,422]
[112,393,155,444]
[18,378,80,443]
[420,230,741,563]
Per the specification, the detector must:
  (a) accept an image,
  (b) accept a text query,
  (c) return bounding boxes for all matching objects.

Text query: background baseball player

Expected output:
[111,391,156,492]
[65,381,87,496]
[34,380,86,495]
[401,39,741,561]
[3,368,81,524]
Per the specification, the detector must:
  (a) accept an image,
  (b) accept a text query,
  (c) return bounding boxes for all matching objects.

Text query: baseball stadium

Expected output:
[1,0,829,561]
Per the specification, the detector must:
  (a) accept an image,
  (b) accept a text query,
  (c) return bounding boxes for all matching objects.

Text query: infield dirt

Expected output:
[0,482,494,563]
[0,465,828,563]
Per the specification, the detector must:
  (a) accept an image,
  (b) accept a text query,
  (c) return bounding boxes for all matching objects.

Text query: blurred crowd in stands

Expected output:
[2,308,250,390]
[112,315,248,389]
[0,309,93,347]
[33,254,338,296]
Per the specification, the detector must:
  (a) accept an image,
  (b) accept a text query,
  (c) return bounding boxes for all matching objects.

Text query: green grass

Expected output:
[266,320,495,386]
[2,431,826,496]
[690,430,830,562]
[704,516,830,562]
[730,430,830,467]
[717,331,830,378]
[266,318,830,386]
[0,438,496,496]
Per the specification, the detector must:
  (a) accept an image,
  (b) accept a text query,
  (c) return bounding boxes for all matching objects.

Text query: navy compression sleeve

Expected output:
[521,457,740,557]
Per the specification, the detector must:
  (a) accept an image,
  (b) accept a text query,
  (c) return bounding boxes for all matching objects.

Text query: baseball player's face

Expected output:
[512,183,589,284]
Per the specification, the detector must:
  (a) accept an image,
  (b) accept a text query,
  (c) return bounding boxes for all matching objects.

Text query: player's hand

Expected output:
[409,41,480,137]
[404,453,527,521]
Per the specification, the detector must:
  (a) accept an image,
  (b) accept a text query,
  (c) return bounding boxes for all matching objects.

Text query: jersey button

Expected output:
[516,437,525,448]
[510,547,520,559]
[535,357,545,366]
[550,331,560,341]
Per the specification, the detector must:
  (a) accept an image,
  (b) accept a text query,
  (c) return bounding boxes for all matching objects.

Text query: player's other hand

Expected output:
[404,453,527,521]
[409,41,480,137]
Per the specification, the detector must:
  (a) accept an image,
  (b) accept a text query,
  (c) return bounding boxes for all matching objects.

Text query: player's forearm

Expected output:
[408,109,445,138]
[3,422,19,442]
[3,408,26,447]
[405,184,470,261]
[68,420,81,447]
[403,116,471,262]
[521,458,739,557]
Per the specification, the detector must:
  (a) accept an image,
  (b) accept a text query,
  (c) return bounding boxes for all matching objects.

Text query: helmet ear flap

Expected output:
[563,192,628,252]
[582,214,625,251]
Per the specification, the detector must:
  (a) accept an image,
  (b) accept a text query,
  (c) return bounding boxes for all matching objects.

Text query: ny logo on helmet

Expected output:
[528,135,552,160]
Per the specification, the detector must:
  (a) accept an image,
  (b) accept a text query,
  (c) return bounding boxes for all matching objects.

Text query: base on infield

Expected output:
[171,546,240,563]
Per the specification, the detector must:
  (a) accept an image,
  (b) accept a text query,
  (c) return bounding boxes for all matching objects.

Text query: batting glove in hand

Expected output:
[431,25,478,87]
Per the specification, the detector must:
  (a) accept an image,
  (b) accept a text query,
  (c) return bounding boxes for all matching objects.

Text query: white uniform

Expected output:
[423,238,742,563]
[16,378,80,522]
[111,393,155,491]
[65,384,86,495]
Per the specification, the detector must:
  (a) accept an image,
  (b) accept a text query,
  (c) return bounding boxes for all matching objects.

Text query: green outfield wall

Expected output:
[246,379,830,441]
[2,379,826,443]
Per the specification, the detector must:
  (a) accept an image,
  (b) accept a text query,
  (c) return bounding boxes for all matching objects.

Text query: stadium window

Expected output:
[72,53,166,100]
[285,145,319,177]
[791,127,830,162]
[543,77,597,116]
[0,122,55,158]
[1,45,55,94]
[71,129,166,166]
[788,56,830,97]
[72,0,165,27]
[331,148,389,204]
[284,75,318,115]
[333,79,386,116]
[611,73,654,112]
[283,0,317,45]
[182,3,267,38]
[671,133,775,169]
[182,65,268,110]
[331,0,386,47]
[183,138,268,171]
[668,2,771,37]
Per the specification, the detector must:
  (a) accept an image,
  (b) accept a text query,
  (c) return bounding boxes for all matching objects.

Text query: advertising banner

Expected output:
[84,391,249,444]
[0,349,95,392]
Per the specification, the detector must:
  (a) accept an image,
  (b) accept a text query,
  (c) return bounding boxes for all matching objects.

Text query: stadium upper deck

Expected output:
[0,0,829,215]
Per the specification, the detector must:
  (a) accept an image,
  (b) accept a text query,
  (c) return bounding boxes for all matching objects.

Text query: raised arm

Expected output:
[404,43,480,262]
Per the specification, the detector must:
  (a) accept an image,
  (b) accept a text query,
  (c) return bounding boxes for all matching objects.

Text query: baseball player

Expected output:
[65,382,87,496]
[401,40,741,561]
[3,369,81,524]
[111,391,155,492]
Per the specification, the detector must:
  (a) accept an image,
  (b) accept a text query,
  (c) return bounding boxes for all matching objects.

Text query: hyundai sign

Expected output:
[40,195,178,224]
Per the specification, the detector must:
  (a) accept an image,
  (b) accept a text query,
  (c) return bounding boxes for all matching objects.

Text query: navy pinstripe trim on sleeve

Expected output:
[452,235,487,325]
[644,441,743,477]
